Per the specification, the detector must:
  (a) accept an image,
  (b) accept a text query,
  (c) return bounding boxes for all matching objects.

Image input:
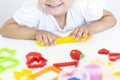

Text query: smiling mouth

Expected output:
[46,3,63,8]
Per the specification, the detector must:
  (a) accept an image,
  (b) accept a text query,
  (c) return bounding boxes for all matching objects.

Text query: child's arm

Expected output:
[70,10,117,40]
[1,18,37,40]
[0,18,60,46]
[86,10,116,34]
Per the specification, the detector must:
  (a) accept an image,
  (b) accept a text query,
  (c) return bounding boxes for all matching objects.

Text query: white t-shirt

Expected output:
[13,0,106,33]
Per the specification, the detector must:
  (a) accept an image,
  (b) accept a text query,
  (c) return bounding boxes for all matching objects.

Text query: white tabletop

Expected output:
[0,25,120,80]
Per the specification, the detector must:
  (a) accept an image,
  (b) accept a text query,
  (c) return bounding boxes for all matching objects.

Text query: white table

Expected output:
[0,25,120,80]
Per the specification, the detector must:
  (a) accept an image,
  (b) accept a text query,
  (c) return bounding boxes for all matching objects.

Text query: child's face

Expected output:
[38,0,72,16]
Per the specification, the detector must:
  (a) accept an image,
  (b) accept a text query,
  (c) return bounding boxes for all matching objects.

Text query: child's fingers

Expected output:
[75,29,83,40]
[36,33,44,44]
[36,30,62,46]
[43,33,60,46]
[41,34,49,46]
[88,31,93,38]
[47,34,56,46]
[38,36,44,44]
[82,29,88,41]
[69,28,79,38]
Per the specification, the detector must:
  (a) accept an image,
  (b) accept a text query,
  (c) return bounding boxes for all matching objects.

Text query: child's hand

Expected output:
[36,30,61,46]
[69,25,93,41]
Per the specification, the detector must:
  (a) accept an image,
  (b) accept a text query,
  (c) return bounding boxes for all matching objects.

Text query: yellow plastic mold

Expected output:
[30,66,61,80]
[14,69,33,80]
[37,35,90,46]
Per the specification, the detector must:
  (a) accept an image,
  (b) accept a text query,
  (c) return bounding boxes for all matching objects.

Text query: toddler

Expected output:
[0,0,116,46]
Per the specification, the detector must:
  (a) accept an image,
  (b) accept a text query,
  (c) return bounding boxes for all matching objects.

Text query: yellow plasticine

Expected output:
[113,71,120,77]
[30,66,61,80]
[14,69,33,80]
[37,35,90,46]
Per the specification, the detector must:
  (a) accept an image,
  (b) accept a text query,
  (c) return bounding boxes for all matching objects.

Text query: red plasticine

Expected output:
[70,49,82,60]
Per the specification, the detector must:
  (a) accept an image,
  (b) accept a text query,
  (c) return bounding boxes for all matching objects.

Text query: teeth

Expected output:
[46,2,62,7]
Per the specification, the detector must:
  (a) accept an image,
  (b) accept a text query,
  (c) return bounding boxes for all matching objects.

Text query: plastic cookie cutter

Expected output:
[98,48,120,61]
[98,48,110,55]
[14,69,33,80]
[26,52,47,68]
[30,66,61,80]
[108,53,120,61]
[0,47,16,57]
[0,56,19,73]
[0,65,4,72]
[53,61,78,70]
[36,35,90,46]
